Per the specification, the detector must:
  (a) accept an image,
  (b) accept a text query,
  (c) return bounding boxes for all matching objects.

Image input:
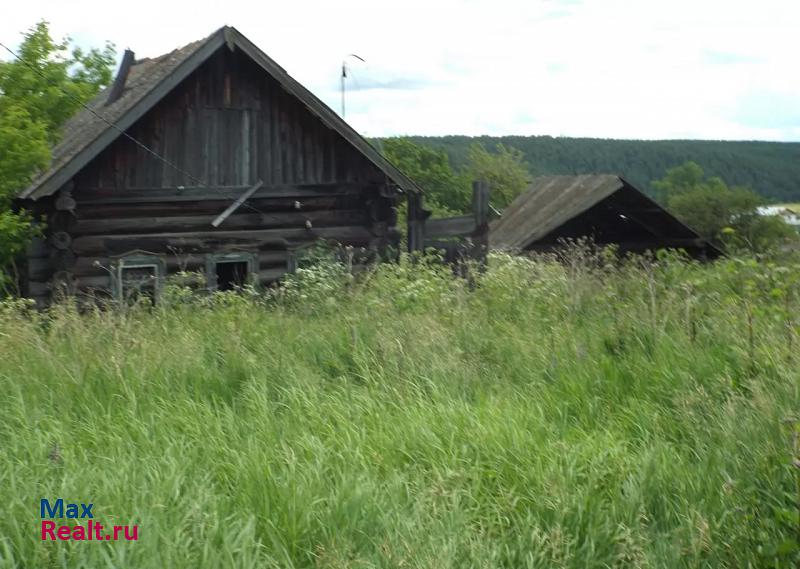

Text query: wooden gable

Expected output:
[73,48,387,193]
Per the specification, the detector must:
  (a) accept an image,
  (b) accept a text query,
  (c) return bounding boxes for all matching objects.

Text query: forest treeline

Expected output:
[389,135,800,203]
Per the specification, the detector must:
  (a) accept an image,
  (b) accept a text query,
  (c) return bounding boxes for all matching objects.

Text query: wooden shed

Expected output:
[16,26,420,306]
[490,175,720,258]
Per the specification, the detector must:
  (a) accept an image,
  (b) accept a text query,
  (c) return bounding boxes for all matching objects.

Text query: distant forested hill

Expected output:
[392,136,800,202]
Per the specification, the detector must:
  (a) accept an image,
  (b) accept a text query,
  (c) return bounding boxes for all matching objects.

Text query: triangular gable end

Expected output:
[490,174,722,257]
[19,26,420,201]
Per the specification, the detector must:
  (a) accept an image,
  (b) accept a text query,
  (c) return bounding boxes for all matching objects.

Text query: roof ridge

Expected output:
[19,25,419,200]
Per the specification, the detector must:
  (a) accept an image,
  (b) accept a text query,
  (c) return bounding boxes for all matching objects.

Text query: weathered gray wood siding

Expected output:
[74,49,386,190]
[27,47,398,303]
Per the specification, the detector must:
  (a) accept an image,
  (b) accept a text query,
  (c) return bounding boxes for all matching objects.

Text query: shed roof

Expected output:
[490,174,719,254]
[19,26,421,200]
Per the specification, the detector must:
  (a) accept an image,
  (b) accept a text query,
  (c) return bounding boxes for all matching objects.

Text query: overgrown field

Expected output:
[1,250,799,568]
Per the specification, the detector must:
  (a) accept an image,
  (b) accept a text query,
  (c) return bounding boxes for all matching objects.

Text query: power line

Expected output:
[0,40,208,189]
[1,39,272,217]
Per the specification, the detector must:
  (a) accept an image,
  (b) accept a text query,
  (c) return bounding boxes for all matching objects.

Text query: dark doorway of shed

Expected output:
[215,261,249,291]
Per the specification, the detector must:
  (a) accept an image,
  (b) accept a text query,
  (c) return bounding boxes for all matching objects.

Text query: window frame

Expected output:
[205,252,257,292]
[112,253,165,302]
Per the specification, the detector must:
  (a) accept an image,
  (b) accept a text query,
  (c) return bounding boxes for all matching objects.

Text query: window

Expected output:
[216,260,249,291]
[206,253,256,292]
[113,254,164,303]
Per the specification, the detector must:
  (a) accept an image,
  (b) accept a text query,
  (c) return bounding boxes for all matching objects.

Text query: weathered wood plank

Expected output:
[407,194,428,253]
[257,267,288,283]
[23,32,227,199]
[259,89,272,184]
[28,275,112,297]
[72,226,373,255]
[211,181,264,228]
[425,215,476,239]
[75,195,363,218]
[473,180,490,228]
[76,183,373,204]
[209,108,220,185]
[58,43,411,203]
[73,209,366,235]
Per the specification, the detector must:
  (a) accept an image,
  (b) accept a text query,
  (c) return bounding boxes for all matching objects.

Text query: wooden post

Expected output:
[471,180,490,268]
[407,193,426,253]
[472,180,489,229]
[286,249,298,274]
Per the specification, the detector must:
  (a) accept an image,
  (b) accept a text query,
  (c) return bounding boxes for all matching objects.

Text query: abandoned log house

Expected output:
[16,26,421,306]
[490,175,721,258]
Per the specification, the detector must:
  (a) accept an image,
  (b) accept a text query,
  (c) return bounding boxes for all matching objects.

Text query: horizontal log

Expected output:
[77,183,377,204]
[72,210,366,235]
[212,181,264,227]
[74,196,364,219]
[71,226,373,256]
[425,215,477,239]
[28,275,112,296]
[257,267,288,283]
[70,275,111,289]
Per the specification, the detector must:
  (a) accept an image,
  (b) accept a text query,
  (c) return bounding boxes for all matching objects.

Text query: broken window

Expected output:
[215,260,249,291]
[114,254,164,303]
[206,253,256,292]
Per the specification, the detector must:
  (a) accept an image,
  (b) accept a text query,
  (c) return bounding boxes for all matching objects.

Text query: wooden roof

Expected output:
[19,26,421,201]
[490,174,720,254]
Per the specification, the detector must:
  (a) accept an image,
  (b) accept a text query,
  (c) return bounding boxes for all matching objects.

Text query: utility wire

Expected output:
[0,40,208,189]
[1,41,270,215]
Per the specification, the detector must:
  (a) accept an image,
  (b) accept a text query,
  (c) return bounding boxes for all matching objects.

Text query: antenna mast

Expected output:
[340,54,365,119]
[341,61,346,117]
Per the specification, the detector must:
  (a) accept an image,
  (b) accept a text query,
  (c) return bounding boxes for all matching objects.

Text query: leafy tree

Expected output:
[731,214,799,252]
[380,139,531,214]
[466,143,530,209]
[381,138,467,215]
[0,106,49,280]
[653,162,796,252]
[0,105,50,200]
[0,21,115,284]
[0,21,115,142]
[651,160,706,203]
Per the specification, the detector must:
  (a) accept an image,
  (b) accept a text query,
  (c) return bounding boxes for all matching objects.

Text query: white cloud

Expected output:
[2,0,798,140]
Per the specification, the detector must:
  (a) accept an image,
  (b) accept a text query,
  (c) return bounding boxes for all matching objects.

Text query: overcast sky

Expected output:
[3,0,799,141]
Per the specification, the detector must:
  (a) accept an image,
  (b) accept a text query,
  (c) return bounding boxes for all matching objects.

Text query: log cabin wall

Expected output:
[26,47,399,306]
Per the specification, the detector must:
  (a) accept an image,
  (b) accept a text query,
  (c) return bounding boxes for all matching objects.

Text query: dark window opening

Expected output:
[215,261,249,291]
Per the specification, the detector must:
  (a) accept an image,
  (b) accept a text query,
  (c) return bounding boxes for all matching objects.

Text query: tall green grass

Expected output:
[1,250,799,568]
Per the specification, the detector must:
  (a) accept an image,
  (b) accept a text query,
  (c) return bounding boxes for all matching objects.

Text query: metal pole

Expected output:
[341,62,346,117]
[340,55,364,119]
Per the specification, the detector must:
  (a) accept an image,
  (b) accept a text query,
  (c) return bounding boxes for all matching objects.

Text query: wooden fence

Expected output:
[407,181,490,266]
